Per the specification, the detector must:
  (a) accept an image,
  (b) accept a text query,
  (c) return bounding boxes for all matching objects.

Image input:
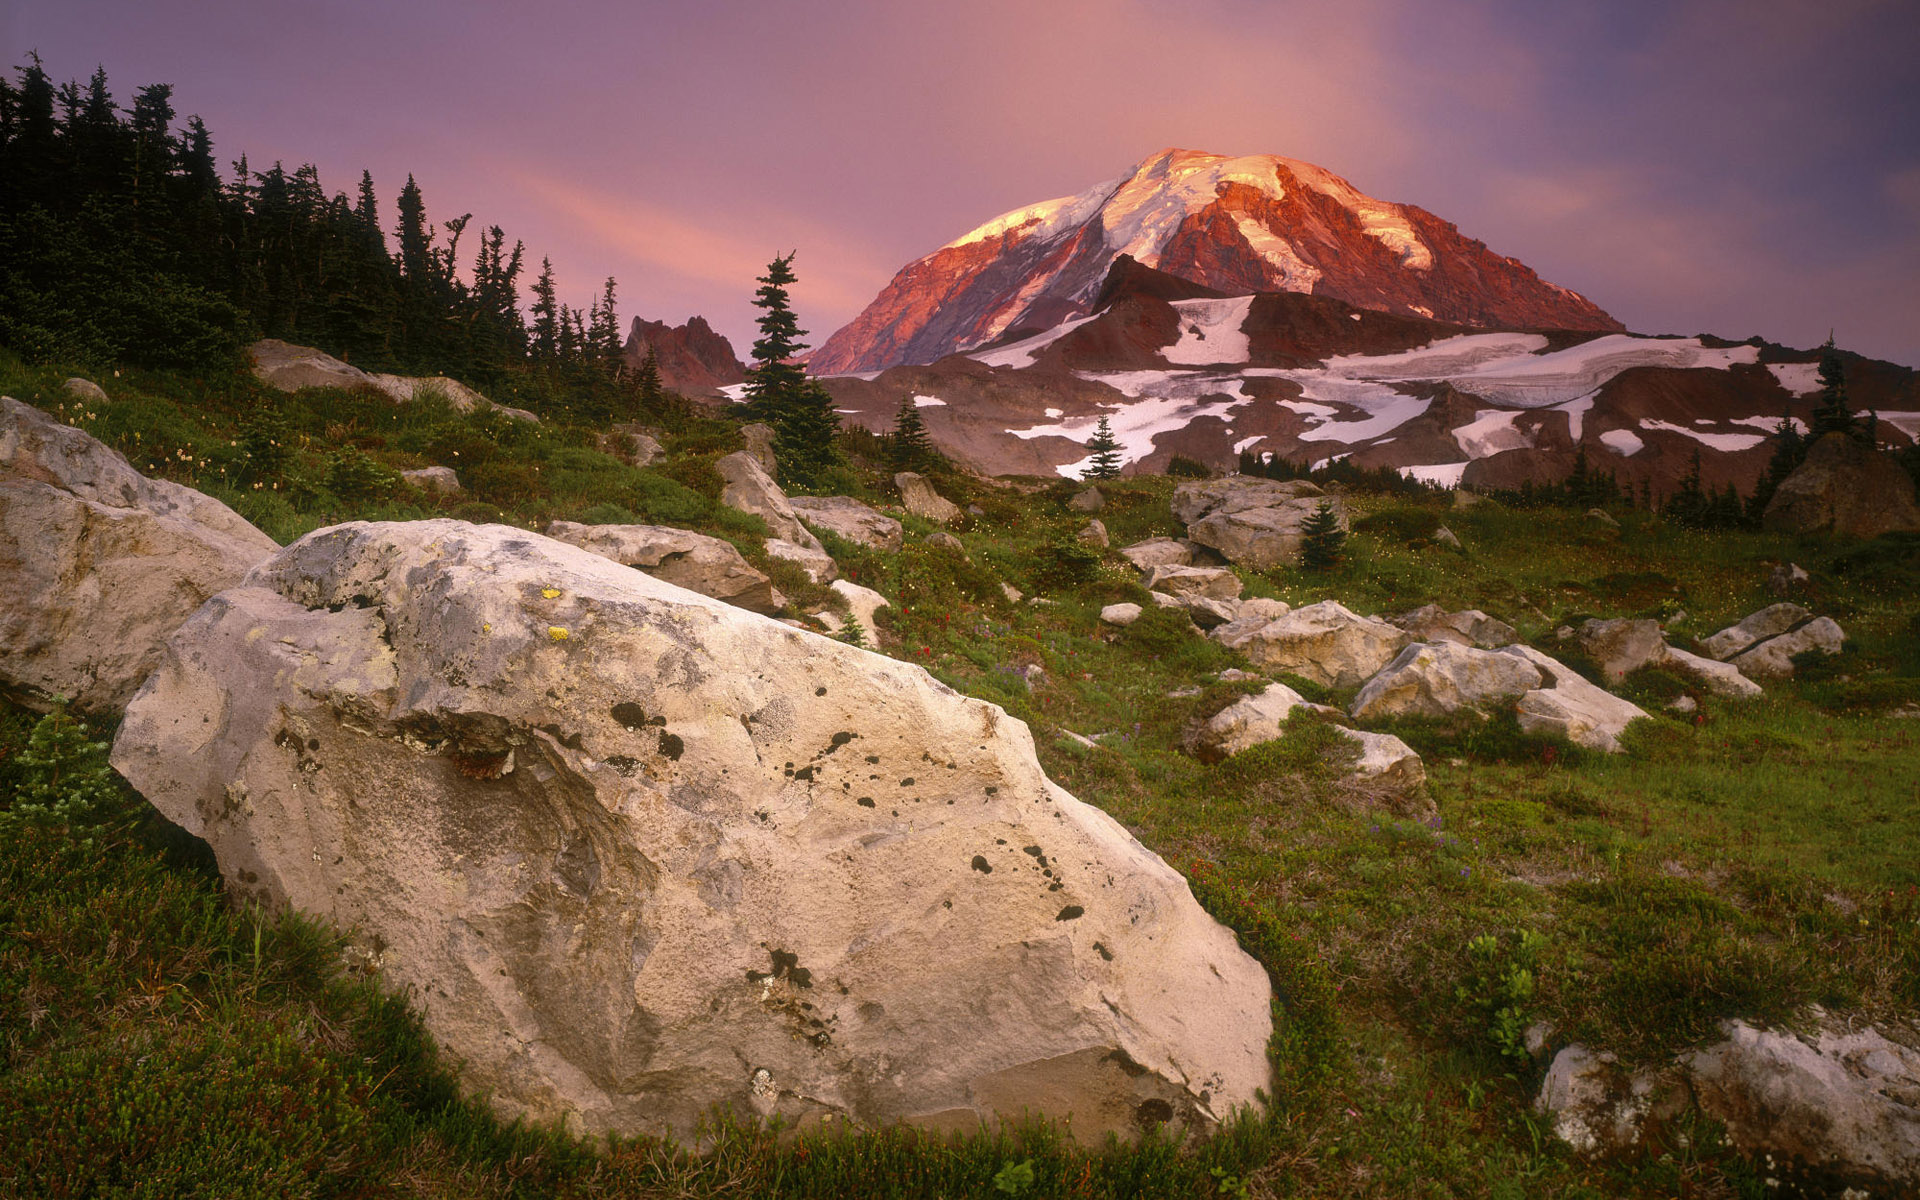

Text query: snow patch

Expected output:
[1642,420,1767,452]
[944,182,1119,251]
[1321,332,1550,378]
[1437,335,1760,408]
[1452,410,1532,459]
[1599,429,1645,456]
[1233,435,1265,454]
[1766,362,1821,396]
[1012,387,1246,478]
[1230,212,1322,289]
[1877,411,1920,439]
[912,394,946,407]
[1730,415,1806,435]
[1399,463,1470,487]
[1163,296,1255,365]
[968,313,1102,368]
[1555,390,1598,442]
[718,383,750,404]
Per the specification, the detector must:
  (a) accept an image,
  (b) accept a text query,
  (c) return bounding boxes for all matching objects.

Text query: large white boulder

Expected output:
[716,452,824,551]
[545,521,784,615]
[1664,646,1763,699]
[1141,565,1242,602]
[789,496,904,551]
[1117,538,1195,571]
[1349,641,1544,721]
[0,397,278,712]
[1496,644,1649,753]
[1175,477,1341,569]
[1212,600,1410,689]
[1389,604,1517,649]
[1575,618,1669,683]
[828,579,890,633]
[1699,603,1813,661]
[1726,617,1845,679]
[110,521,1272,1141]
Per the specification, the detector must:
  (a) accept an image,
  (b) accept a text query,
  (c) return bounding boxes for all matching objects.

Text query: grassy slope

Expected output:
[2,352,1917,1198]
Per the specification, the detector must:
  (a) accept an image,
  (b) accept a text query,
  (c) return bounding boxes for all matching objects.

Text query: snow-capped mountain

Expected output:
[811,148,1621,374]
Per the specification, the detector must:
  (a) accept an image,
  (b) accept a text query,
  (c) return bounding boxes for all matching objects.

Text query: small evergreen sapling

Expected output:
[1299,501,1346,570]
[1,703,124,846]
[1083,416,1123,480]
[890,395,934,472]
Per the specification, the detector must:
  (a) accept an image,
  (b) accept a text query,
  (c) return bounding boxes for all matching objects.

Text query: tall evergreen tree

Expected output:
[1809,337,1859,440]
[394,174,431,282]
[529,257,559,361]
[742,252,841,488]
[1083,416,1123,479]
[1299,501,1347,571]
[635,346,663,405]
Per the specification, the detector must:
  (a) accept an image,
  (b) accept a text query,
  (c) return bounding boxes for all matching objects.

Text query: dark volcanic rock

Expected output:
[1763,433,1920,537]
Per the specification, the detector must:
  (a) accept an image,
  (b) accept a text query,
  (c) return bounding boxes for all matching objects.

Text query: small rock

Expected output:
[1068,488,1104,513]
[1577,618,1668,683]
[1587,508,1620,531]
[1166,686,1202,698]
[1000,582,1023,604]
[1216,669,1262,682]
[924,530,965,553]
[1668,695,1698,713]
[1497,644,1650,753]
[766,537,838,584]
[1141,564,1242,601]
[1390,604,1517,649]
[1524,1021,1555,1061]
[1077,519,1109,548]
[715,452,824,550]
[1555,625,1575,641]
[1768,562,1811,597]
[63,377,108,404]
[1167,595,1240,630]
[1206,598,1293,647]
[1433,525,1461,548]
[1335,728,1428,802]
[1350,641,1545,721]
[1099,603,1143,627]
[1700,603,1813,661]
[829,579,890,633]
[402,466,462,496]
[1537,1045,1662,1155]
[1664,646,1761,698]
[602,425,663,467]
[1061,730,1100,750]
[894,472,962,524]
[1727,616,1844,679]
[966,504,985,516]
[739,423,778,473]
[1211,600,1410,689]
[1117,537,1195,571]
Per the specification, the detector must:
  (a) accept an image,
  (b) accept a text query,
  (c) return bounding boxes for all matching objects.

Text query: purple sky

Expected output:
[9,1,1919,366]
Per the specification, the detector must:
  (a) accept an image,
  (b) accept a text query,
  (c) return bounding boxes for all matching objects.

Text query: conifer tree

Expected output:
[1299,501,1347,571]
[635,346,663,405]
[890,395,933,472]
[1083,416,1123,479]
[529,257,559,361]
[1748,408,1807,520]
[1809,337,1859,440]
[742,252,840,488]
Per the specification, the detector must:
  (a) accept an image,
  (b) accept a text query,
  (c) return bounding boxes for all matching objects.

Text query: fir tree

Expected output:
[529,257,559,361]
[742,252,840,488]
[1083,416,1123,479]
[1809,337,1859,440]
[1748,408,1807,520]
[1664,450,1709,528]
[1299,501,1346,571]
[890,395,934,472]
[635,346,663,406]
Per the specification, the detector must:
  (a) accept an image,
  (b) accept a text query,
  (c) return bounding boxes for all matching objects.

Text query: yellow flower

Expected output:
[541,588,561,599]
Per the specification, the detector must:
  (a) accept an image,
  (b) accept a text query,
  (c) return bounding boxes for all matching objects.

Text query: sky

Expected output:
[8,0,1919,367]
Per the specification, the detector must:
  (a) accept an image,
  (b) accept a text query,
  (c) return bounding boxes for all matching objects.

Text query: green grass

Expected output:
[4,353,1919,1196]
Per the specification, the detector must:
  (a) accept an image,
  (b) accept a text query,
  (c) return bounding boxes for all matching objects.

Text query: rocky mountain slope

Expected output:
[815,258,1919,496]
[622,315,745,397]
[812,148,1621,374]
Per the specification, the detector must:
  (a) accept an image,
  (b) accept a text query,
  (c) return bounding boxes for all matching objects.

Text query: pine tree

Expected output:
[1664,450,1709,528]
[742,253,840,488]
[890,395,933,472]
[1809,337,1859,440]
[1299,501,1347,571]
[1083,416,1123,479]
[529,257,559,361]
[1748,407,1807,521]
[635,346,663,405]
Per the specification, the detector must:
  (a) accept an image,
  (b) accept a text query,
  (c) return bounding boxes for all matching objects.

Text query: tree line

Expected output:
[0,57,640,422]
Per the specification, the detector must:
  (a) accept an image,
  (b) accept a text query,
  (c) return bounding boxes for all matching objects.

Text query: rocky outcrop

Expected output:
[812,148,1621,374]
[1212,601,1409,689]
[0,397,279,712]
[1190,684,1425,804]
[1349,641,1544,721]
[1685,1019,1920,1190]
[1576,618,1668,683]
[621,315,746,396]
[1763,432,1920,538]
[1663,646,1763,699]
[1536,1046,1670,1156]
[789,496,904,551]
[716,452,824,551]
[109,521,1273,1141]
[894,472,962,524]
[1497,644,1649,753]
[403,466,462,496]
[544,521,783,615]
[1700,603,1845,679]
[1077,519,1109,548]
[740,424,778,474]
[1140,565,1242,602]
[1176,477,1343,570]
[249,339,538,422]
[1388,605,1516,649]
[1118,538,1196,571]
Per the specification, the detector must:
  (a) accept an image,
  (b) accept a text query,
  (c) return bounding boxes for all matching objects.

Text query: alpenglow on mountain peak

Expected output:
[811,148,1620,375]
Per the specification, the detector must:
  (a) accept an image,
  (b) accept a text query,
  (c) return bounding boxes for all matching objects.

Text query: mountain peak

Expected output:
[812,150,1620,375]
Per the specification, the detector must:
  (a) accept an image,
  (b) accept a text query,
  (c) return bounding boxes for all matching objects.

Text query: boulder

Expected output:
[1117,537,1195,571]
[1068,488,1104,513]
[1433,526,1462,549]
[1099,603,1143,627]
[1205,598,1292,647]
[63,377,107,404]
[1349,642,1544,721]
[366,373,538,422]
[1726,616,1845,679]
[1700,603,1812,661]
[1389,604,1517,649]
[402,466,462,496]
[1576,618,1668,682]
[1174,477,1342,570]
[924,531,966,554]
[601,425,664,468]
[1536,1045,1666,1156]
[1170,476,1324,525]
[1190,683,1318,762]
[716,452,824,551]
[740,423,778,474]
[1685,1019,1920,1190]
[110,520,1274,1141]
[1212,601,1410,690]
[1764,432,1920,538]
[1663,646,1763,699]
[1141,565,1242,602]
[1336,728,1427,799]
[250,339,539,422]
[1768,562,1811,597]
[894,472,962,524]
[545,521,784,615]
[1496,644,1649,753]
[1165,595,1240,630]
[1586,508,1620,532]
[766,538,838,584]
[0,396,279,712]
[1078,519,1110,548]
[789,496,904,551]
[828,579,890,633]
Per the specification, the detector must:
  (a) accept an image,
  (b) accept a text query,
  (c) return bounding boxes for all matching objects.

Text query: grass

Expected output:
[3,354,1918,1196]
